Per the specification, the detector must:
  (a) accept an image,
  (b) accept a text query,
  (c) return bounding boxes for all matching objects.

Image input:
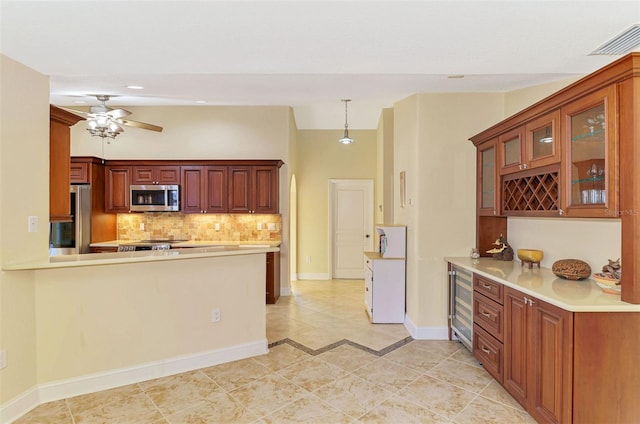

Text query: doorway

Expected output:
[329,179,374,279]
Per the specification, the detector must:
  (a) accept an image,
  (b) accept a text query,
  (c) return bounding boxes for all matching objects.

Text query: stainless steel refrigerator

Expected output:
[49,185,91,255]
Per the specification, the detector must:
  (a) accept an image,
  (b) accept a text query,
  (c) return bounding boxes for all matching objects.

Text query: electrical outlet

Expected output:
[211,308,221,322]
[215,223,220,232]
[28,216,38,233]
[267,223,276,231]
[139,223,145,231]
[257,223,263,230]
[306,256,311,263]
[0,350,6,369]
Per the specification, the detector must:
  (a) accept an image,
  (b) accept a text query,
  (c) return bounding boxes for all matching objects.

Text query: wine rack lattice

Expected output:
[503,172,559,212]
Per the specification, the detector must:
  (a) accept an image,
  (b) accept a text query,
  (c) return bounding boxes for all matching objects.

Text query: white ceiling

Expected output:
[1,1,639,129]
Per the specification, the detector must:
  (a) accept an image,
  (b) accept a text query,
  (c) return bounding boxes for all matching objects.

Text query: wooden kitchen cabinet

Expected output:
[228,165,279,214]
[561,85,618,218]
[472,273,505,383]
[132,165,180,185]
[181,165,227,213]
[504,287,573,424]
[266,251,280,304]
[105,166,132,213]
[70,162,89,184]
[498,111,560,175]
[50,105,84,222]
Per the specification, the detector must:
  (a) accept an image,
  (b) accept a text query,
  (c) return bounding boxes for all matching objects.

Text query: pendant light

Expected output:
[338,99,354,144]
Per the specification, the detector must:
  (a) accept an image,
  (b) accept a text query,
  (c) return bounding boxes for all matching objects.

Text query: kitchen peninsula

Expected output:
[5,246,275,407]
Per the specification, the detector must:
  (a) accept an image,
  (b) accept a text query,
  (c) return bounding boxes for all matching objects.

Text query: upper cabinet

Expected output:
[228,164,280,214]
[470,52,640,304]
[498,128,525,174]
[50,105,84,222]
[132,165,181,185]
[499,111,560,175]
[561,86,617,218]
[105,165,132,213]
[525,110,561,169]
[477,139,499,216]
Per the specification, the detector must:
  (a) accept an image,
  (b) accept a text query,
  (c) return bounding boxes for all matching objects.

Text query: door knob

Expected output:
[365,234,370,238]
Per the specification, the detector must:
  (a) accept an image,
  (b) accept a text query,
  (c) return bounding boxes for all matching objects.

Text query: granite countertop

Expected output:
[445,257,639,312]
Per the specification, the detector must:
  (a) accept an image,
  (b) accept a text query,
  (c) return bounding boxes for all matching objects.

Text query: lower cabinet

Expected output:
[266,251,280,304]
[465,269,640,423]
[504,287,572,424]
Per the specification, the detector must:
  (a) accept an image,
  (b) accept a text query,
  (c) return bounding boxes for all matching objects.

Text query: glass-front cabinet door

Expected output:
[478,139,499,216]
[499,128,525,175]
[525,110,561,168]
[561,86,617,217]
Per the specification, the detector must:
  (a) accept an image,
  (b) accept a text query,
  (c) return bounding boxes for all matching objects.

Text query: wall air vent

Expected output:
[589,24,640,55]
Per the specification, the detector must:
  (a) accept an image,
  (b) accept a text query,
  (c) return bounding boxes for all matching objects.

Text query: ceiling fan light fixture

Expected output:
[338,99,354,144]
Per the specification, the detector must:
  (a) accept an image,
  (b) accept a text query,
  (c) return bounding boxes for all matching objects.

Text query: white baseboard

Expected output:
[403,314,449,340]
[296,273,330,280]
[280,286,291,296]
[0,387,39,424]
[1,339,267,424]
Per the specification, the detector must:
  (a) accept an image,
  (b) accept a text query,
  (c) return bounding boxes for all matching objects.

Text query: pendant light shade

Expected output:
[338,99,354,144]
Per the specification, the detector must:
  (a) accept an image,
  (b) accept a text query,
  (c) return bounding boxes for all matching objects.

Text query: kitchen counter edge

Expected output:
[4,246,280,270]
[445,257,640,313]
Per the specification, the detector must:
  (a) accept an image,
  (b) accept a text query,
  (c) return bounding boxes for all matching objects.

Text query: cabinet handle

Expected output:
[482,283,492,290]
[523,163,528,169]
[523,296,528,303]
[481,311,492,319]
[528,298,535,306]
[518,164,523,170]
[559,209,564,215]
[492,210,497,215]
[481,346,491,354]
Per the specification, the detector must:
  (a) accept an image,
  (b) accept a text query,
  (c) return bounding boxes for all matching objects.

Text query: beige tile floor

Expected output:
[15,279,535,423]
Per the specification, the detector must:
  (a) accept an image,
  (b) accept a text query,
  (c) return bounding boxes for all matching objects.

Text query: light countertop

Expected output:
[445,257,639,313]
[90,240,281,248]
[5,245,280,270]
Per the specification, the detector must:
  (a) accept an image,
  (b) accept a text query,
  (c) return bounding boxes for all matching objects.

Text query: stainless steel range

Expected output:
[118,239,188,252]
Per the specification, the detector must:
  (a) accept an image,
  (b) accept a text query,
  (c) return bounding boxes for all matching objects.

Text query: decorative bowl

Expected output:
[593,273,621,295]
[551,259,591,280]
[517,249,544,264]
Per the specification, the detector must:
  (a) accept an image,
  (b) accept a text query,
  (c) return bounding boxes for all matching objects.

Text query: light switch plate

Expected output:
[28,216,38,233]
[267,223,276,231]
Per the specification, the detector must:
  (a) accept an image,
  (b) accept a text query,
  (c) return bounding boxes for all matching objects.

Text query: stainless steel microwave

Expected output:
[130,185,180,212]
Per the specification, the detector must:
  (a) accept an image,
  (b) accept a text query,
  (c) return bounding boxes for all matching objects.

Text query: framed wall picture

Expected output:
[400,171,406,208]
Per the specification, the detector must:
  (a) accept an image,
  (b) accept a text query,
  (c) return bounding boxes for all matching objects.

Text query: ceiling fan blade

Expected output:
[107,108,132,119]
[55,105,92,118]
[119,119,163,132]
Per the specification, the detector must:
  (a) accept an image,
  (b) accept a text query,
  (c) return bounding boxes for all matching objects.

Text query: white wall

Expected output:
[0,54,48,406]
[394,93,505,335]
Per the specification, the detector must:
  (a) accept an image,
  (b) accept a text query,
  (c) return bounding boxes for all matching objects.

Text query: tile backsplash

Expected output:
[117,213,282,241]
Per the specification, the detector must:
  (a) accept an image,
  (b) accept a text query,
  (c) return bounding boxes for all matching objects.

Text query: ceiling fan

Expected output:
[60,95,163,140]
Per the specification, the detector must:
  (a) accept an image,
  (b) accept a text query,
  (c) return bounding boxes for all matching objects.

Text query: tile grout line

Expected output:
[268,336,414,357]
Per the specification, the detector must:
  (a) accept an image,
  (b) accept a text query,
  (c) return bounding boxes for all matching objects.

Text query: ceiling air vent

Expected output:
[589,24,640,55]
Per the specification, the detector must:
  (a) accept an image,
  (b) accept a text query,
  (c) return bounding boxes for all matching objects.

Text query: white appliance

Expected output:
[364,225,407,323]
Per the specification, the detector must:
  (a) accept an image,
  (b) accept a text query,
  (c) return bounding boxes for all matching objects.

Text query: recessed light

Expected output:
[127,85,144,90]
[448,75,465,79]
[195,100,207,104]
[73,100,87,104]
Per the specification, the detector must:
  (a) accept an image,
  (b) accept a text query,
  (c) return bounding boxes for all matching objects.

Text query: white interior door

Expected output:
[330,180,374,279]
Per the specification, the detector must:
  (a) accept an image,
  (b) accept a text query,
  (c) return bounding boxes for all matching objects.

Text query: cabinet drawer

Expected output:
[473,323,503,384]
[474,274,503,304]
[474,292,504,342]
